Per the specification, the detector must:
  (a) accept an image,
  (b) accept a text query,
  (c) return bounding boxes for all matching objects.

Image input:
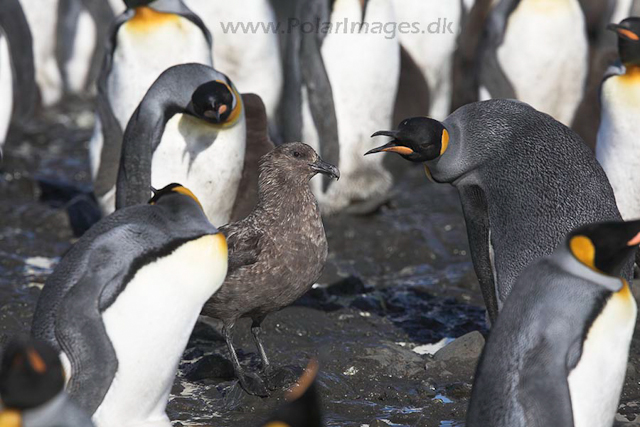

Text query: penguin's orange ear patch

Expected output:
[628,232,640,246]
[440,129,449,156]
[570,235,596,269]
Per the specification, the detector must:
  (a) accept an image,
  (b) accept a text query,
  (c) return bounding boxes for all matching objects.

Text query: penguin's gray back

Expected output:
[442,100,626,301]
[468,250,635,427]
[22,392,94,427]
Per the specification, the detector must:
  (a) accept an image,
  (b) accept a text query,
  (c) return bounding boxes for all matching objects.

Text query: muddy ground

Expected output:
[1,98,639,426]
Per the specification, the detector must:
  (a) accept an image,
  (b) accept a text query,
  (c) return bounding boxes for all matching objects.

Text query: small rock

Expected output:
[183,354,235,381]
[327,276,367,296]
[627,362,637,380]
[434,331,485,362]
[369,420,388,427]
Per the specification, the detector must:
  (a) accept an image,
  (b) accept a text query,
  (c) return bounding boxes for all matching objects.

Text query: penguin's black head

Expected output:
[608,18,640,66]
[124,0,155,8]
[190,81,238,125]
[367,117,449,163]
[148,183,203,210]
[260,360,322,427]
[568,220,640,276]
[261,143,339,183]
[0,338,64,410]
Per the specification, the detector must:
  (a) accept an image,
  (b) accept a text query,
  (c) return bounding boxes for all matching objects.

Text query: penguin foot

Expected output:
[238,371,270,397]
[344,191,394,216]
[264,365,304,391]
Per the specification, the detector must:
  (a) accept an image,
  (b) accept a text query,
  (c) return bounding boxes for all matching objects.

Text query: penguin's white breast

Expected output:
[108,14,212,129]
[567,283,637,427]
[497,0,587,124]
[321,0,400,173]
[151,113,246,227]
[0,33,12,147]
[185,0,283,120]
[392,0,462,120]
[596,72,640,220]
[92,234,227,427]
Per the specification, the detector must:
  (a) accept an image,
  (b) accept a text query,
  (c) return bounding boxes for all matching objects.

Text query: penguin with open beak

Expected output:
[467,219,640,427]
[0,338,94,427]
[367,99,628,323]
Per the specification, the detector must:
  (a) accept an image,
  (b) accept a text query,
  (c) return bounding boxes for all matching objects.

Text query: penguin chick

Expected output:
[467,219,640,427]
[31,183,227,427]
[0,337,94,427]
[260,359,323,427]
[596,18,640,222]
[201,142,339,397]
[368,100,627,323]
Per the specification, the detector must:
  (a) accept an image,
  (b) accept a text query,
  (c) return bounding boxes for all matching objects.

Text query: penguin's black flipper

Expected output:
[458,185,499,324]
[93,11,132,201]
[0,0,37,125]
[478,0,519,100]
[515,342,575,426]
[77,0,116,90]
[55,267,118,415]
[299,0,340,191]
[451,0,493,111]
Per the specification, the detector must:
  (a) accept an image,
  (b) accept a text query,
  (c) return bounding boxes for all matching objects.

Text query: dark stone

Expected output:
[434,331,485,362]
[183,354,235,381]
[326,276,367,296]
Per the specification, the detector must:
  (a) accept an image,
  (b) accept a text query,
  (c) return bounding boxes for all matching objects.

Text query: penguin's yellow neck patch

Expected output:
[264,423,290,427]
[613,280,636,317]
[440,129,449,156]
[172,186,203,210]
[0,410,21,427]
[620,66,640,84]
[570,235,597,270]
[126,7,181,33]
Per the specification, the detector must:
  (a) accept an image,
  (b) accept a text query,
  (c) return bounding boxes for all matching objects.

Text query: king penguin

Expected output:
[31,183,228,427]
[90,0,212,215]
[116,63,246,227]
[478,0,588,125]
[392,0,464,120]
[182,0,283,126]
[467,219,640,427]
[0,0,37,154]
[596,18,640,222]
[0,338,94,427]
[368,99,629,323]
[289,0,400,214]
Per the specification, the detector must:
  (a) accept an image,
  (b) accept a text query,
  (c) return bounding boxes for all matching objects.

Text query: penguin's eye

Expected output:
[293,151,301,158]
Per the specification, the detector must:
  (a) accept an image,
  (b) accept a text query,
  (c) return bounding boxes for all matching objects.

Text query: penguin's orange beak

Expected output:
[608,24,640,41]
[367,130,414,155]
[628,231,640,246]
